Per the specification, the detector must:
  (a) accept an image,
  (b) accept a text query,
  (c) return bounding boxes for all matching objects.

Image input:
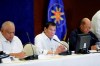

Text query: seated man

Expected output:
[69,18,99,51]
[35,22,67,55]
[0,21,25,59]
[91,10,100,41]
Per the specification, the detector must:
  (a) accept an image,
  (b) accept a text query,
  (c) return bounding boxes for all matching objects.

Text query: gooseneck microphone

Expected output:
[26,32,34,54]
[91,37,99,42]
[53,39,69,49]
[53,39,71,55]
[26,32,31,43]
[24,32,38,60]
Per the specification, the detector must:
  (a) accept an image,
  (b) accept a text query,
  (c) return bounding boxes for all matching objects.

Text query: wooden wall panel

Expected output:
[34,0,100,40]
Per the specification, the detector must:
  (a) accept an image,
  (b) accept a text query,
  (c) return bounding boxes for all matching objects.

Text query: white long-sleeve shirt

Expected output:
[91,10,100,41]
[34,32,60,55]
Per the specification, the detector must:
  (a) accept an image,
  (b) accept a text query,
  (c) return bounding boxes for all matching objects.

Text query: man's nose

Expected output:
[52,31,55,34]
[10,33,14,36]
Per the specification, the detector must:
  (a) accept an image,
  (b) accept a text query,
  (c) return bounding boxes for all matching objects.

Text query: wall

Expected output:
[34,0,100,40]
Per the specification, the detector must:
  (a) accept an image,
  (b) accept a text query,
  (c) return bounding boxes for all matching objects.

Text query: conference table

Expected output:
[0,52,100,66]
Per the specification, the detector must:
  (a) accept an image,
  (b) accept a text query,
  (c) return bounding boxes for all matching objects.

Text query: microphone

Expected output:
[26,32,34,53]
[24,32,38,60]
[91,37,99,42]
[0,51,9,63]
[26,32,31,44]
[53,39,71,55]
[53,39,69,49]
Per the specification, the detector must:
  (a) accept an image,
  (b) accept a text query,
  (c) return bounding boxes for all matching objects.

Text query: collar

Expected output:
[0,32,7,42]
[77,28,83,34]
[0,32,13,43]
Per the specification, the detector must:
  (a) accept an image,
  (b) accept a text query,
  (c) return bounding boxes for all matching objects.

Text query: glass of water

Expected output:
[51,48,55,55]
[96,42,100,50]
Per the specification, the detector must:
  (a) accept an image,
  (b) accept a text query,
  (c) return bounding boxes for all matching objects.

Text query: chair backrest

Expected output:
[23,44,37,56]
[60,41,69,50]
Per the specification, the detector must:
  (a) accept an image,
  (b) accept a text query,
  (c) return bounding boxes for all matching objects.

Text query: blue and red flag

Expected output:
[48,0,67,40]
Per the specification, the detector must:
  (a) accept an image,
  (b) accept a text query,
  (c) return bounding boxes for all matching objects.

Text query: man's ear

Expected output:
[1,28,3,32]
[80,24,83,28]
[44,27,47,33]
[44,27,46,30]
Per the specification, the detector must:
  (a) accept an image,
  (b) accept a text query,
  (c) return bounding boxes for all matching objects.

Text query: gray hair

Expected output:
[1,21,15,31]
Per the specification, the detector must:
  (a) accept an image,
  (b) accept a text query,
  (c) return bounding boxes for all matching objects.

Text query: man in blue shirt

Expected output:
[69,18,99,51]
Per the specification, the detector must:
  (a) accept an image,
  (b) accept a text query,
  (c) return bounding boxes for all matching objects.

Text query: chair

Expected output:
[23,44,37,56]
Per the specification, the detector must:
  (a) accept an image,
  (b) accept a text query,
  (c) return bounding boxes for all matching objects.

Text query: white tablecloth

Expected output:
[0,53,100,66]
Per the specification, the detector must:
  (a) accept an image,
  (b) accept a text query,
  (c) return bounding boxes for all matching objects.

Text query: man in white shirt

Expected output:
[91,10,100,41]
[0,21,25,59]
[35,22,66,55]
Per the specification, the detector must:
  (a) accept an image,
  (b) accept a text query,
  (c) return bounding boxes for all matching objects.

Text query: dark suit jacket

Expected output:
[69,28,99,51]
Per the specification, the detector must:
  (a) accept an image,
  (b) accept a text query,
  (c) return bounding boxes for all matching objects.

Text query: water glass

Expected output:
[96,42,100,50]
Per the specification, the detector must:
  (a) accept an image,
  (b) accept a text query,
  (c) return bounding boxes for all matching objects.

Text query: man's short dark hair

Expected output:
[44,22,56,28]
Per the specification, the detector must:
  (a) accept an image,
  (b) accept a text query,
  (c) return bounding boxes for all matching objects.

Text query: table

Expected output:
[0,53,100,66]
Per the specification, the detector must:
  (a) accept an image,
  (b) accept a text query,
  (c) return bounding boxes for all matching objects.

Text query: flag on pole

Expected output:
[48,0,67,40]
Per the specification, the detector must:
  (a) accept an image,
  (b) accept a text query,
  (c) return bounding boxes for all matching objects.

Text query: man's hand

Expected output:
[55,45,66,54]
[10,52,26,59]
[91,45,97,50]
